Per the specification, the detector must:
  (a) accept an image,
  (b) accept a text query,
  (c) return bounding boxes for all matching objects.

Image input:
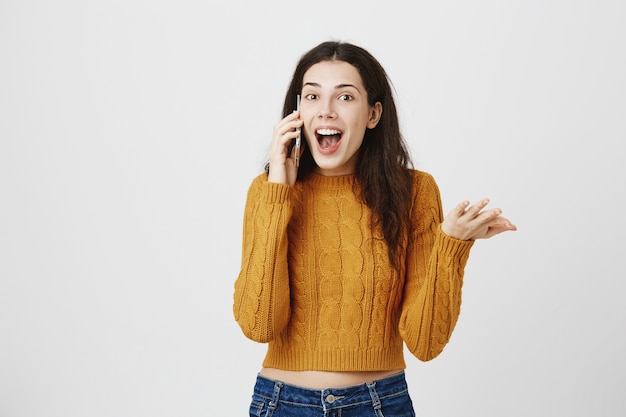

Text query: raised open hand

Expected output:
[441,198,517,241]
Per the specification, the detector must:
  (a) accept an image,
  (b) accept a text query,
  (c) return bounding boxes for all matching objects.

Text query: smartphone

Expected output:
[294,94,301,167]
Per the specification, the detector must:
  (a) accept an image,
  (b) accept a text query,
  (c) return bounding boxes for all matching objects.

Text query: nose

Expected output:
[317,99,336,119]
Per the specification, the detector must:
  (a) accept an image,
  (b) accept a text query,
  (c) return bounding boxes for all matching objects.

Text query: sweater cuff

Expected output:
[436,225,474,259]
[261,182,291,204]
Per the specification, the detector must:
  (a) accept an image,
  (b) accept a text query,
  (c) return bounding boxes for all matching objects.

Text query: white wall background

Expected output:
[1,1,624,416]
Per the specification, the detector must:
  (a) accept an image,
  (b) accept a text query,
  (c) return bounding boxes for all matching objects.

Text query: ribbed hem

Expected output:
[436,226,474,259]
[262,346,407,372]
[262,181,291,203]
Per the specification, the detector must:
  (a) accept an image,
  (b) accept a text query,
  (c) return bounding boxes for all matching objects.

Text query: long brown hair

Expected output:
[279,41,414,269]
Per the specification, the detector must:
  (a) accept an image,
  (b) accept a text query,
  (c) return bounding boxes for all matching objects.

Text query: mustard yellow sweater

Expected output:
[233,170,474,371]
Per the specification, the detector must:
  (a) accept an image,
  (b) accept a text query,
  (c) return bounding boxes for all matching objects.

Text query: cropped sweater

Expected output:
[233,169,474,371]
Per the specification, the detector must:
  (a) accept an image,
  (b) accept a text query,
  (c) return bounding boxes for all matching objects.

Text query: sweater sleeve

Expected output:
[399,172,474,361]
[233,174,293,343]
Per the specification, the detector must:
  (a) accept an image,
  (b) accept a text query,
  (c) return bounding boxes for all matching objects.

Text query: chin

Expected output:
[313,159,355,176]
[312,156,340,170]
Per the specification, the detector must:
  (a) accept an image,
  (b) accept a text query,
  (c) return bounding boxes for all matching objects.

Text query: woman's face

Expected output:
[300,60,382,176]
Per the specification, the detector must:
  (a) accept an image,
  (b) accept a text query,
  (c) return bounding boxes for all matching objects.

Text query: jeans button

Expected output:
[326,394,336,403]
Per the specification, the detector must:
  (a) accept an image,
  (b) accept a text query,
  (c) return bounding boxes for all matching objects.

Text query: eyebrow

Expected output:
[303,82,362,93]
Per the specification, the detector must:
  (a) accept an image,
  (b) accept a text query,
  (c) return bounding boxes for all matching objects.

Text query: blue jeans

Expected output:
[248,371,416,417]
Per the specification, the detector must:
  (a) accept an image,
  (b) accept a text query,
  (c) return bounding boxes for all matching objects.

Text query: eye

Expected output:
[338,94,353,101]
[304,93,317,100]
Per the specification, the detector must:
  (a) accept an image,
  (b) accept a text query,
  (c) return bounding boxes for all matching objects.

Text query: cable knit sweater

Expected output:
[233,169,474,371]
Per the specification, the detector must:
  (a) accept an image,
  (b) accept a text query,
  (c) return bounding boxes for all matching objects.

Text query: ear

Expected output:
[367,102,383,129]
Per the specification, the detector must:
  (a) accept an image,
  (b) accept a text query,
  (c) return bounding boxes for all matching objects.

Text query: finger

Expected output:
[273,111,301,133]
[284,110,301,129]
[465,198,491,218]
[473,207,505,226]
[482,217,517,238]
[452,200,470,217]
[274,122,299,142]
[276,122,303,146]
[271,125,302,156]
[288,140,297,162]
[484,224,516,239]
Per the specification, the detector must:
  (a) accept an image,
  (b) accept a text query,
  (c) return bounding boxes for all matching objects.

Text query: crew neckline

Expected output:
[304,171,357,188]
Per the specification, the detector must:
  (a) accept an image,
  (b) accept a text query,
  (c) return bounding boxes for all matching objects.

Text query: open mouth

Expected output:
[316,128,343,151]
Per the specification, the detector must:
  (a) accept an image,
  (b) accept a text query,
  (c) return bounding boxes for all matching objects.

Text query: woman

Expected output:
[233,41,516,417]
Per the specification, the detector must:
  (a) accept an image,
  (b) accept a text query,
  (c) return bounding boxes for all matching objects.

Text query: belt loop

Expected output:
[367,381,382,410]
[268,381,283,411]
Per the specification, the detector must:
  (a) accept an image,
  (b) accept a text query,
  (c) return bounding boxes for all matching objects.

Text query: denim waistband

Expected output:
[253,371,408,410]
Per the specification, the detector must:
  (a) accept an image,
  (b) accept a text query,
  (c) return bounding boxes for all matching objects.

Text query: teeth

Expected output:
[316,129,341,136]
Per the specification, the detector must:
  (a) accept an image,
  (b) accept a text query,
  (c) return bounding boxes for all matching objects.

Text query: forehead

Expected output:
[302,60,364,89]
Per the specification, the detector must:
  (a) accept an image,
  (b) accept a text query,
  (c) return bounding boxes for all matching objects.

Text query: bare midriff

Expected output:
[259,368,404,389]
